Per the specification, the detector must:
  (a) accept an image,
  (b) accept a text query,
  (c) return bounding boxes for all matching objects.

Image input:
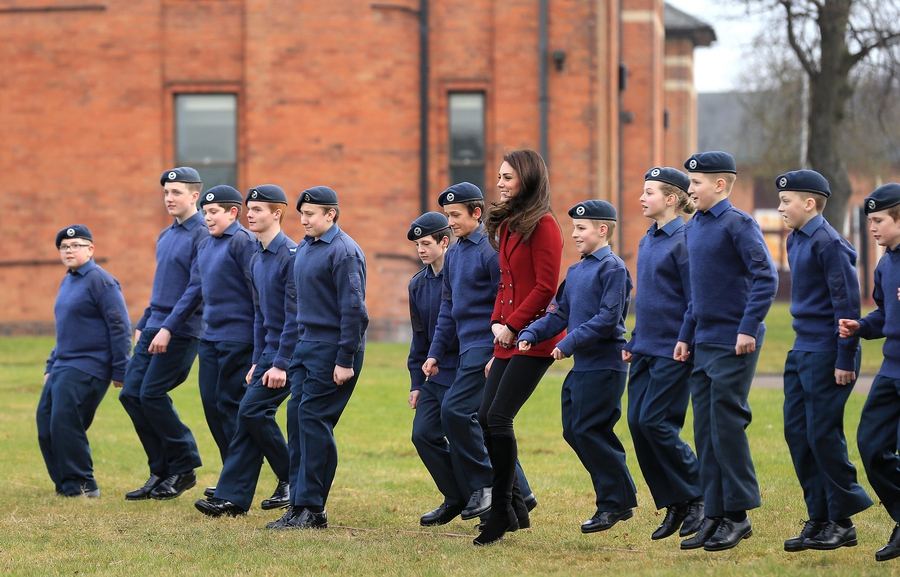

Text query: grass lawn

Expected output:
[0,303,893,575]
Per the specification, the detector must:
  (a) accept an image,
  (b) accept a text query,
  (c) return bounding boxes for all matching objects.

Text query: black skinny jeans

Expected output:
[478,355,554,438]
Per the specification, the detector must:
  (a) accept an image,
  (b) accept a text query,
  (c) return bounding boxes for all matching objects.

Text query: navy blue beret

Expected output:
[246,184,288,205]
[296,186,339,211]
[775,170,831,197]
[865,183,900,214]
[568,200,617,221]
[684,151,737,174]
[56,224,92,248]
[645,166,690,193]
[408,212,451,241]
[200,185,243,207]
[160,166,201,186]
[438,182,483,206]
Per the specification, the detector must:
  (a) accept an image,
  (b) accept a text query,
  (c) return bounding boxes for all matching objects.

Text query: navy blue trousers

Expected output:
[37,367,109,495]
[858,374,900,522]
[626,354,701,509]
[289,341,363,508]
[690,343,761,517]
[214,353,291,511]
[562,369,637,511]
[119,328,202,476]
[784,349,871,520]
[198,339,254,464]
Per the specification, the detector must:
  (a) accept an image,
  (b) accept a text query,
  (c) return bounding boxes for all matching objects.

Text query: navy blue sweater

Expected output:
[857,246,900,378]
[429,224,500,360]
[625,216,692,358]
[46,259,132,382]
[681,198,778,346]
[408,265,459,390]
[136,211,208,338]
[519,246,632,372]
[787,214,860,371]
[198,220,257,344]
[293,224,368,368]
[252,231,298,371]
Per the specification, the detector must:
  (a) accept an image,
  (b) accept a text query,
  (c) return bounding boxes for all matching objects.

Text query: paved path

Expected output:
[754,374,874,394]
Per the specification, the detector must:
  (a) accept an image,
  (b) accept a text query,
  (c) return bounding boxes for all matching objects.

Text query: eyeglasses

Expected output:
[58,244,91,253]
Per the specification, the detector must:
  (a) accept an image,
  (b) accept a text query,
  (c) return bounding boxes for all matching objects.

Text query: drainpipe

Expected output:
[419,0,429,214]
[539,0,548,164]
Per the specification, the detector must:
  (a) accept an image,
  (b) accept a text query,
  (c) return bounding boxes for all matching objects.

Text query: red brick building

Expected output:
[0,0,713,338]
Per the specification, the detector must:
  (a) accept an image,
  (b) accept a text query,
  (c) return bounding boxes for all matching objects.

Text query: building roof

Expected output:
[665,3,716,47]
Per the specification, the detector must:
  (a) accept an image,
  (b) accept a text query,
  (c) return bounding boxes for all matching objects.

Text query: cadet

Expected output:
[422,183,498,523]
[776,170,871,552]
[38,225,131,497]
[839,183,900,562]
[120,167,208,501]
[675,152,778,551]
[518,200,637,535]
[267,186,368,530]
[196,185,257,488]
[196,185,297,517]
[623,167,703,541]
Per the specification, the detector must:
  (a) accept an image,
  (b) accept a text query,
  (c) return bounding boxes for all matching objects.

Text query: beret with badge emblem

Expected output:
[684,151,737,174]
[437,182,484,206]
[296,186,339,211]
[160,166,202,186]
[199,185,243,207]
[408,212,451,241]
[55,224,92,248]
[568,200,617,221]
[864,183,900,214]
[775,170,831,197]
[645,166,690,193]
[246,184,288,205]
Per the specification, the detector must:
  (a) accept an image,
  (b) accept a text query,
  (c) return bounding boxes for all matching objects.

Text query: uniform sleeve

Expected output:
[250,256,265,364]
[136,305,151,332]
[858,261,885,340]
[332,250,368,368]
[520,280,569,348]
[427,252,454,363]
[275,253,299,370]
[45,347,57,375]
[735,219,779,338]
[557,263,628,356]
[161,232,205,334]
[821,238,861,371]
[407,281,427,391]
[234,231,258,297]
[98,280,133,382]
[504,217,563,332]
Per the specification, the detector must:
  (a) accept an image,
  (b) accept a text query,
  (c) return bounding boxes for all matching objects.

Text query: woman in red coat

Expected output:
[474,149,564,546]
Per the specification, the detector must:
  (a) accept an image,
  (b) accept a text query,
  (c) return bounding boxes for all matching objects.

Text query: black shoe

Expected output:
[703,517,752,551]
[876,524,900,562]
[581,509,633,534]
[473,505,518,546]
[195,498,247,518]
[420,501,466,526]
[804,521,857,550]
[784,519,827,552]
[680,517,720,550]
[461,487,492,520]
[266,506,301,529]
[679,497,705,537]
[524,493,538,512]
[261,480,290,510]
[149,470,197,500]
[285,508,328,529]
[204,486,216,499]
[652,503,688,540]
[125,474,166,501]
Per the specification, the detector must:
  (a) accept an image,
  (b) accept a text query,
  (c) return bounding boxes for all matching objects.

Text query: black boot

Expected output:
[510,479,530,529]
[474,434,519,546]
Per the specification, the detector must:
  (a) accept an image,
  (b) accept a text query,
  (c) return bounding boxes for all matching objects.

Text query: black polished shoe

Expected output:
[876,524,900,562]
[420,501,466,526]
[784,519,827,552]
[204,486,216,499]
[261,480,290,510]
[524,493,538,512]
[804,521,857,550]
[652,503,688,540]
[680,517,720,550]
[679,497,705,537]
[703,517,752,551]
[581,509,633,534]
[461,487,492,520]
[266,506,301,529]
[149,470,197,500]
[285,508,328,529]
[195,498,247,518]
[125,474,166,501]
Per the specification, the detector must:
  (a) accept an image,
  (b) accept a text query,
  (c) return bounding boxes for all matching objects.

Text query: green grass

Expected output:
[0,306,893,575]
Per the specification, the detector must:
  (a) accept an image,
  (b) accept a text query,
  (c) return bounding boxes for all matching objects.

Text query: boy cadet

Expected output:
[840,183,900,562]
[406,212,465,525]
[266,186,368,530]
[518,200,637,534]
[120,167,208,501]
[675,151,778,551]
[422,183,498,523]
[196,184,296,517]
[38,225,131,498]
[196,185,257,485]
[776,170,871,552]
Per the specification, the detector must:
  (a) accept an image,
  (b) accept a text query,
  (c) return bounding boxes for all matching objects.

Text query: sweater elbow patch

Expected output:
[348,273,363,308]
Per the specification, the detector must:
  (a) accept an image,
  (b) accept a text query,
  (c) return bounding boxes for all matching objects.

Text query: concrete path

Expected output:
[754,374,874,394]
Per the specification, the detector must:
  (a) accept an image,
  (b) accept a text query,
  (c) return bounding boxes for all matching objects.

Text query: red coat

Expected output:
[491,213,565,359]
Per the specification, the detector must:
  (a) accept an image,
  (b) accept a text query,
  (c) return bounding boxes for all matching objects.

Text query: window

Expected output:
[175,94,237,188]
[448,92,485,193]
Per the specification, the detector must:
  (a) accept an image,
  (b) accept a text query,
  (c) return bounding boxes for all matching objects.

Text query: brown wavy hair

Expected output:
[485,149,556,249]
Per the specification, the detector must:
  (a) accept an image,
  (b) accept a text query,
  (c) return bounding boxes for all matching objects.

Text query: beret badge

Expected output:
[66,228,75,237]
[205,193,215,201]
[414,227,422,236]
[576,205,586,216]
[689,159,698,170]
[446,192,455,202]
[869,199,877,210]
[779,177,788,188]
[168,171,177,181]
[651,168,660,177]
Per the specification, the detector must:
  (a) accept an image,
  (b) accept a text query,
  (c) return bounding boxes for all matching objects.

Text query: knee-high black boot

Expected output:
[474,434,519,546]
